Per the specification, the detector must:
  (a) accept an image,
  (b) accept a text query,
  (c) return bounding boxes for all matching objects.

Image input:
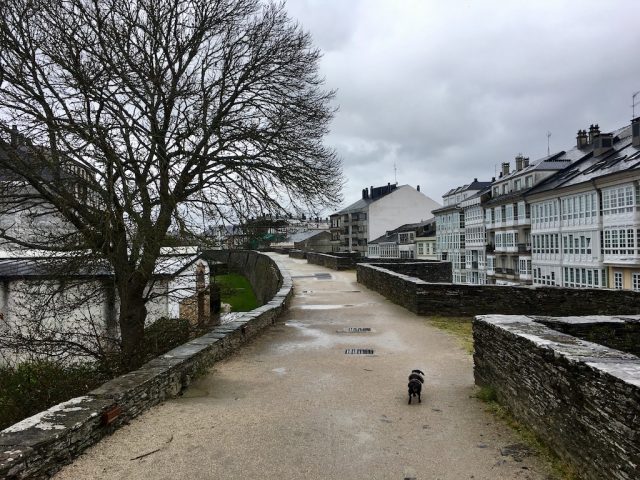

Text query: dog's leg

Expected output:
[408,394,411,405]
[418,392,421,403]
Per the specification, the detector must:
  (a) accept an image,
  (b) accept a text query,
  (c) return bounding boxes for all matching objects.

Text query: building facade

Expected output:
[367,219,436,259]
[330,184,440,256]
[434,180,491,284]
[527,121,640,290]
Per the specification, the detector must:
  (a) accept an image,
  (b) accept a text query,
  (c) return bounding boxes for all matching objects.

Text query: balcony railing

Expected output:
[517,243,531,253]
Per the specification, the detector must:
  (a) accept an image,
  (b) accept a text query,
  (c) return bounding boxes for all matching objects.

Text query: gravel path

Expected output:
[55,254,553,480]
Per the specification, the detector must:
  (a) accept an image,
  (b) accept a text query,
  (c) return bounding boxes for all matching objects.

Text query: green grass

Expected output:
[214,273,259,312]
[474,386,580,480]
[425,316,474,354]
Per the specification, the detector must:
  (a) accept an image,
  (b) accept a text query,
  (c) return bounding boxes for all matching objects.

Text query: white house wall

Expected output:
[368,186,440,242]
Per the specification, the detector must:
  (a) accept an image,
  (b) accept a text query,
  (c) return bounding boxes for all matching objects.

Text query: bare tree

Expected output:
[0,0,342,368]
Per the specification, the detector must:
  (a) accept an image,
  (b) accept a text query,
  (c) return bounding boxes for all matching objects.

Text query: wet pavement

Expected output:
[55,254,553,480]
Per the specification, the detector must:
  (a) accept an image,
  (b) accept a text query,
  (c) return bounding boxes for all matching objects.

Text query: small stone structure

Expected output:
[306,252,361,270]
[288,249,307,260]
[535,315,640,357]
[0,251,292,479]
[306,252,443,271]
[474,315,640,480]
[357,262,640,316]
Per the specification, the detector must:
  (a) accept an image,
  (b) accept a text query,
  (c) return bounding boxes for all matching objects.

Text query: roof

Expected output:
[369,219,435,244]
[289,229,330,243]
[527,125,638,196]
[0,253,205,279]
[332,183,402,215]
[443,179,493,197]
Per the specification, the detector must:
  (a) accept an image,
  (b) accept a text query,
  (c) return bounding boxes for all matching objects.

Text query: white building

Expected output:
[527,121,640,290]
[330,184,440,256]
[484,150,590,285]
[0,249,210,364]
[434,179,492,284]
[367,219,436,259]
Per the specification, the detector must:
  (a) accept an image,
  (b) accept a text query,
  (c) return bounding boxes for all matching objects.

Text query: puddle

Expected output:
[276,321,406,353]
[292,302,373,311]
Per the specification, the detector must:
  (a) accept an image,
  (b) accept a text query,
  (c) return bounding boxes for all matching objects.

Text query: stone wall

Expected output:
[365,261,452,283]
[473,315,640,480]
[204,250,283,305]
[357,263,640,316]
[306,252,360,270]
[306,252,440,271]
[0,252,293,480]
[535,315,640,357]
[288,250,307,260]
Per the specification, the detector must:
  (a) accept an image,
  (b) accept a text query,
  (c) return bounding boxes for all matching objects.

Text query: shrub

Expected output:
[142,317,191,361]
[0,360,108,431]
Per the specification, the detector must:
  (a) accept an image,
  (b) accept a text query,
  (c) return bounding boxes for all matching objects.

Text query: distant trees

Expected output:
[0,0,343,368]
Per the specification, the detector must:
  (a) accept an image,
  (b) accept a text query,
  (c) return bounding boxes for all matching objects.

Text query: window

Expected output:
[633,273,640,292]
[614,271,623,290]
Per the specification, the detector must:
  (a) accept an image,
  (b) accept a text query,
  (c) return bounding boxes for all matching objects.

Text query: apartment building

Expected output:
[367,219,436,259]
[330,184,440,256]
[484,153,581,285]
[415,219,438,260]
[527,121,640,290]
[460,187,491,284]
[434,179,491,283]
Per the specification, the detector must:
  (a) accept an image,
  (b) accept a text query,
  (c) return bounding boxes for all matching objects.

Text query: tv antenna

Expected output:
[632,90,640,118]
[547,131,552,156]
[394,161,397,184]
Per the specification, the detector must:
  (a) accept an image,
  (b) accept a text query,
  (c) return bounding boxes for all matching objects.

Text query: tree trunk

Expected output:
[118,282,148,371]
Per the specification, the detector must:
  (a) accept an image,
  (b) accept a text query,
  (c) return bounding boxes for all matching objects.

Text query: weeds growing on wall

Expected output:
[474,386,580,480]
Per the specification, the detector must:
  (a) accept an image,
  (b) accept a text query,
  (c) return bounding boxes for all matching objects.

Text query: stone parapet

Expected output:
[0,252,292,480]
[357,263,640,316]
[473,315,640,480]
[288,249,307,259]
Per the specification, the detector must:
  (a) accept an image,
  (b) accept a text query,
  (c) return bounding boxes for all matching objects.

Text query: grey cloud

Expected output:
[285,0,640,210]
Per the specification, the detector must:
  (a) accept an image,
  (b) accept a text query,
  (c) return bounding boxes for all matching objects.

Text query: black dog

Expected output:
[408,369,425,404]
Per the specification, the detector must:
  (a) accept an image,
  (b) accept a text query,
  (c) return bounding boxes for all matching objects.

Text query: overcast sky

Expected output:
[284,0,640,211]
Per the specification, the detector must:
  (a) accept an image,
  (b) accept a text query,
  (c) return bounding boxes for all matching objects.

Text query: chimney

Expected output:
[491,177,495,182]
[515,154,524,171]
[576,129,589,149]
[593,132,613,156]
[501,162,510,177]
[588,124,600,144]
[417,185,420,192]
[523,157,530,168]
[362,188,368,199]
[632,117,640,148]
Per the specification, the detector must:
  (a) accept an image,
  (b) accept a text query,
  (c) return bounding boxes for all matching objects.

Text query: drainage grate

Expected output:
[347,327,371,332]
[314,273,332,280]
[345,348,374,355]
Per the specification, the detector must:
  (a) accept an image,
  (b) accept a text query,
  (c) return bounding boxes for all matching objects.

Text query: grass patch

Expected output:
[425,316,474,354]
[474,386,580,480]
[214,273,259,312]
